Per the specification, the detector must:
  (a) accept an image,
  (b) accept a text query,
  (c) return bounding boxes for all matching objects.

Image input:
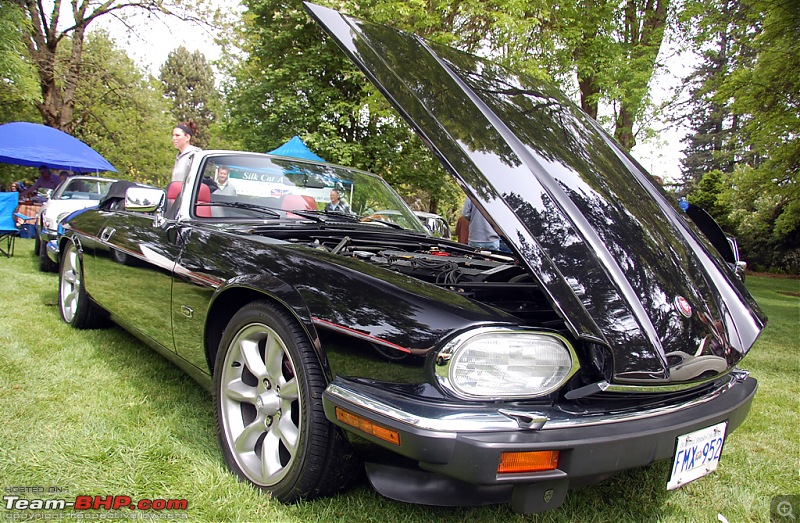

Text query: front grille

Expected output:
[561,378,724,414]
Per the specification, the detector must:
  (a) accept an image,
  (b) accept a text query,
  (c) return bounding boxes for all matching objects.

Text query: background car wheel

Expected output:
[33,231,40,255]
[213,301,361,502]
[38,237,57,272]
[59,242,104,328]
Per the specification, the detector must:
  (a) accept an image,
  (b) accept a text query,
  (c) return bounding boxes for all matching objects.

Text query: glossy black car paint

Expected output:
[56,4,767,514]
[63,195,524,385]
[304,3,766,386]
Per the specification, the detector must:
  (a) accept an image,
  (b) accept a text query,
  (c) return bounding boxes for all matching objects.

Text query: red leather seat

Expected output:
[166,181,182,205]
[280,194,315,210]
[196,183,212,217]
[165,181,212,217]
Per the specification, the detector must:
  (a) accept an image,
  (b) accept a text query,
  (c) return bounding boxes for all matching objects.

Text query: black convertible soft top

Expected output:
[98,180,146,210]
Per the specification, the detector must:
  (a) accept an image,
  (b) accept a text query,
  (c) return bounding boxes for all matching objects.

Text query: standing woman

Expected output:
[171,120,202,182]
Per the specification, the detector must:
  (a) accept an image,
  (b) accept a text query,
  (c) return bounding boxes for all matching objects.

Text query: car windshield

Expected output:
[55,178,115,201]
[195,153,429,233]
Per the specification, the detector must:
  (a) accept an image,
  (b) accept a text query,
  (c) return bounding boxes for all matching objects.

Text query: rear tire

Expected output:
[213,300,361,502]
[59,242,104,328]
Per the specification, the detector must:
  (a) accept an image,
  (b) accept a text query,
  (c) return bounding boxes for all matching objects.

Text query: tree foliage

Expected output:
[12,0,213,134]
[160,46,219,149]
[222,0,679,221]
[353,0,670,151]
[403,0,667,151]
[678,0,761,189]
[1,27,176,188]
[0,1,40,187]
[71,30,175,184]
[681,0,799,271]
[222,0,461,216]
[0,0,39,109]
[718,0,800,271]
[687,169,730,229]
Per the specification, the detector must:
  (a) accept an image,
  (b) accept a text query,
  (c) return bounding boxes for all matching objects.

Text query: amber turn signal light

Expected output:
[497,450,560,474]
[335,407,401,445]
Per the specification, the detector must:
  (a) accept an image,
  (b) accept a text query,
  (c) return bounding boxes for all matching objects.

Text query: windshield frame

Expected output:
[183,152,429,234]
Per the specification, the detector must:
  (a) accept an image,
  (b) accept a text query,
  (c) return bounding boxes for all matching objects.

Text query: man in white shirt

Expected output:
[214,166,236,195]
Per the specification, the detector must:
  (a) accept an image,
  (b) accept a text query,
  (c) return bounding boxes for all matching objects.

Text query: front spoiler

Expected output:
[323,374,757,513]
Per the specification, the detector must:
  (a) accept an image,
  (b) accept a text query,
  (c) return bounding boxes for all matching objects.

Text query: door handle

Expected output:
[100,227,115,242]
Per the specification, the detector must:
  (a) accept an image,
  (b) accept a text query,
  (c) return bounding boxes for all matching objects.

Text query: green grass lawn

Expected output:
[1,239,797,522]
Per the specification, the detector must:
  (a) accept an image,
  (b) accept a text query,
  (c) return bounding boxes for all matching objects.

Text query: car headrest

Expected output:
[167,181,182,201]
[196,183,212,217]
[280,194,315,210]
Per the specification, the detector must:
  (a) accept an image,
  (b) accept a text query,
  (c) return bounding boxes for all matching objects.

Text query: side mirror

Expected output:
[125,186,165,213]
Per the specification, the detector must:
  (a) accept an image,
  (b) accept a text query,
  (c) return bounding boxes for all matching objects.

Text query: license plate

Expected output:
[667,421,728,490]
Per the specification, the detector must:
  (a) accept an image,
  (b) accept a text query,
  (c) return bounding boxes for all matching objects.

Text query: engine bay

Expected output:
[275,229,563,326]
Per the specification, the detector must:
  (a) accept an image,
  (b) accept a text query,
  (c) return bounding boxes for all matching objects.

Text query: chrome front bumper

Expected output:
[325,370,751,433]
[322,372,757,513]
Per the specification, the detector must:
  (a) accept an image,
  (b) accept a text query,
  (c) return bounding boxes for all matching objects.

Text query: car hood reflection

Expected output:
[305,2,767,384]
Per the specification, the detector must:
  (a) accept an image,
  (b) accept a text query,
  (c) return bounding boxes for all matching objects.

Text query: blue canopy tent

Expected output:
[0,122,117,173]
[267,136,326,163]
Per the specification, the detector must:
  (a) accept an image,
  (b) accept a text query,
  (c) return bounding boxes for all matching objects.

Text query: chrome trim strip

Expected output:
[312,316,412,354]
[326,372,745,433]
[328,384,514,433]
[606,369,749,393]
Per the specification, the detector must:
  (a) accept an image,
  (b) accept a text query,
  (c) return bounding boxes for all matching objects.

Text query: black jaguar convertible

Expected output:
[56,2,766,514]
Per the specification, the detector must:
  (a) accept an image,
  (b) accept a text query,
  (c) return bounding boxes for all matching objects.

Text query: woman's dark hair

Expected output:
[175,120,197,139]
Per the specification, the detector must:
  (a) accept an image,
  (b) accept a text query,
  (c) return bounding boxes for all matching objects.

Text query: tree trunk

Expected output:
[18,0,86,133]
[614,0,669,151]
[16,0,203,133]
[615,104,637,150]
[578,73,600,121]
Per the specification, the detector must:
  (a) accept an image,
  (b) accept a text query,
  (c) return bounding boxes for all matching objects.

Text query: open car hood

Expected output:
[305,3,766,385]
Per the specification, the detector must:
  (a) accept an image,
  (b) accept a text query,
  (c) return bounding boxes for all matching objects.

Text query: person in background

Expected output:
[171,120,201,182]
[325,188,351,213]
[23,166,60,197]
[214,166,237,195]
[461,199,500,251]
[58,170,72,185]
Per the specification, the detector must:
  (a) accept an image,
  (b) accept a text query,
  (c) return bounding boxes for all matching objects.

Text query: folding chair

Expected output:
[0,192,34,258]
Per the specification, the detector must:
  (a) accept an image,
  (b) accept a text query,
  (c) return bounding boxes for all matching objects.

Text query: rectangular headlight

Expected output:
[435,328,578,399]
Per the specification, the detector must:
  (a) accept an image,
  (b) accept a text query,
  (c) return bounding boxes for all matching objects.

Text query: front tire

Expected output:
[59,242,103,328]
[33,229,41,255]
[213,301,360,502]
[39,236,57,272]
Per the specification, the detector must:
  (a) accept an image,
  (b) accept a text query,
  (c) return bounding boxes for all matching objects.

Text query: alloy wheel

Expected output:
[219,322,301,486]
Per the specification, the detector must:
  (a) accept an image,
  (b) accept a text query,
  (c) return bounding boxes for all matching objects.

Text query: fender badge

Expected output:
[675,296,693,318]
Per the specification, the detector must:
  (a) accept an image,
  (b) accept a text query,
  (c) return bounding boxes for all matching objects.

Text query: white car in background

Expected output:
[35,175,117,271]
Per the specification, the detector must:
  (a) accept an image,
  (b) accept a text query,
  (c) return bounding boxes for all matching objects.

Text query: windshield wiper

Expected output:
[280,208,326,222]
[324,210,361,221]
[284,209,407,230]
[360,217,405,230]
[196,201,281,217]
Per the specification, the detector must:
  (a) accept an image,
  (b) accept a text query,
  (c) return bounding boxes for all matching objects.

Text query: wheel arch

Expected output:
[204,285,324,378]
[58,233,79,261]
